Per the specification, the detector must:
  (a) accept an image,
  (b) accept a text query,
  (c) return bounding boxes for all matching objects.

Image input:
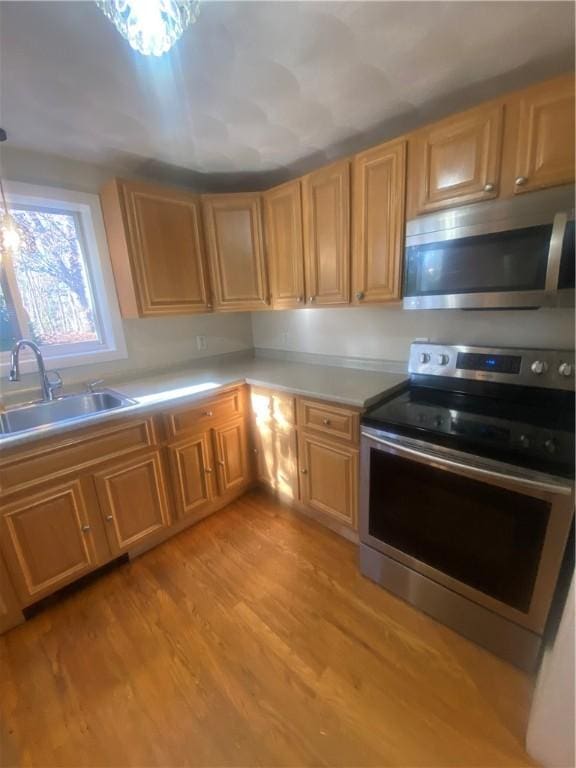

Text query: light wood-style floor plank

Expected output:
[0,490,535,767]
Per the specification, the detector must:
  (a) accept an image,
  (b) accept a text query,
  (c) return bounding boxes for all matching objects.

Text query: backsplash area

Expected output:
[252,306,576,365]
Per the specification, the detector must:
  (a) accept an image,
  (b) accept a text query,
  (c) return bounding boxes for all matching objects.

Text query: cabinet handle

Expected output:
[356,291,364,301]
[308,296,316,303]
[515,176,528,186]
[81,524,91,533]
[300,468,308,474]
[252,448,259,454]
[204,467,213,473]
[296,295,303,303]
[483,183,495,192]
[105,515,113,522]
[218,460,225,466]
[203,410,213,417]
[322,418,331,426]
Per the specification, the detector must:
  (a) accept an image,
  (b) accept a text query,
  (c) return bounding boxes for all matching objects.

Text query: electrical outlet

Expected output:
[196,335,207,351]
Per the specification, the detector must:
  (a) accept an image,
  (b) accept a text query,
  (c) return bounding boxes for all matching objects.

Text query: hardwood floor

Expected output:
[0,490,536,767]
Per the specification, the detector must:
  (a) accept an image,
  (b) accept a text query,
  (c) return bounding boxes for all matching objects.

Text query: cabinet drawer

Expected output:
[164,388,244,441]
[0,419,157,496]
[250,387,295,430]
[298,398,359,444]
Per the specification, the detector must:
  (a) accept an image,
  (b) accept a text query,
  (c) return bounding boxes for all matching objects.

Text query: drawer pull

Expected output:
[81,524,91,533]
[515,176,528,186]
[105,515,114,522]
[300,468,308,474]
[322,418,331,426]
[203,410,213,417]
[204,467,213,474]
[218,460,225,466]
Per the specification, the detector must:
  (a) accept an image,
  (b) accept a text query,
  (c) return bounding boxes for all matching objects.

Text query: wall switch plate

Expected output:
[196,335,207,351]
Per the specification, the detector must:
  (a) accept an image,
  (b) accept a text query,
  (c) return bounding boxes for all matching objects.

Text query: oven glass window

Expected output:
[404,224,552,296]
[368,450,550,612]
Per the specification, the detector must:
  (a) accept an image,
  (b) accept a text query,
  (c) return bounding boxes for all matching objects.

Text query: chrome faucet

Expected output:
[9,340,62,401]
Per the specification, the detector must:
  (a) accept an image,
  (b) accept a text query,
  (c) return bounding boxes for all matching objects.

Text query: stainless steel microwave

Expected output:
[403,186,575,310]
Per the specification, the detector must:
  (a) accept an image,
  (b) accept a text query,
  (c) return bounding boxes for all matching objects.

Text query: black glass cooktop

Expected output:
[362,383,575,478]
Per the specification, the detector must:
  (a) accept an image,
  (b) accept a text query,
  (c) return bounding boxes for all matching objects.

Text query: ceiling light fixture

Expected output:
[95,0,200,57]
[0,129,24,261]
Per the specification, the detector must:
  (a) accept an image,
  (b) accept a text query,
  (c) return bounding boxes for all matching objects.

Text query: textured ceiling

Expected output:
[0,1,574,189]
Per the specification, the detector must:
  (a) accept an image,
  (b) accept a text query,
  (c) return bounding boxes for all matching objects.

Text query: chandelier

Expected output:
[96,0,200,57]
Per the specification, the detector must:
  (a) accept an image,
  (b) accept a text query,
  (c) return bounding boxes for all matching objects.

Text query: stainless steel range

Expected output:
[359,343,575,671]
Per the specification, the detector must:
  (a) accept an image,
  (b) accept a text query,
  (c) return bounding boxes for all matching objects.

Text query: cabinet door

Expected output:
[303,160,351,306]
[167,432,215,519]
[410,103,503,214]
[252,422,299,500]
[0,553,24,633]
[511,76,575,194]
[213,419,250,495]
[352,139,406,303]
[202,194,269,311]
[264,180,305,308]
[0,480,102,604]
[105,180,211,316]
[298,433,358,528]
[94,451,171,555]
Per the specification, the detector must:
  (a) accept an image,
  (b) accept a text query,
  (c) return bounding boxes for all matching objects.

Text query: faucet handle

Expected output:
[46,370,63,399]
[85,379,104,393]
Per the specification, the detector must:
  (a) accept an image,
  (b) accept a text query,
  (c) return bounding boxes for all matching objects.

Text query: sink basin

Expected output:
[0,391,137,435]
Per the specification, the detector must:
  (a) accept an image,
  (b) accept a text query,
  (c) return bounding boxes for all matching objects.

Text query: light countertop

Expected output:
[0,353,407,449]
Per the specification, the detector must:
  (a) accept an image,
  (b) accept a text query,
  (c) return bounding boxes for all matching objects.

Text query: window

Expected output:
[1,182,126,373]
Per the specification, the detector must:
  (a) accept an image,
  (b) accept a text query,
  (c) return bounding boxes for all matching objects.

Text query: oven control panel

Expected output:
[409,343,575,391]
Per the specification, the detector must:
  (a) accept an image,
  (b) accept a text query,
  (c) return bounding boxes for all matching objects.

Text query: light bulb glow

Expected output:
[1,215,21,255]
[96,0,200,56]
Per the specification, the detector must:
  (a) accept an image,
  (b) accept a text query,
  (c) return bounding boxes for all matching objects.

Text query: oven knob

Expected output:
[558,362,573,378]
[519,434,531,448]
[419,352,431,364]
[531,360,548,375]
[436,354,449,366]
[544,439,557,455]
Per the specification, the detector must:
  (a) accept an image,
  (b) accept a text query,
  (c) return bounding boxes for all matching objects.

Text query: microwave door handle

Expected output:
[544,212,568,291]
[362,431,573,496]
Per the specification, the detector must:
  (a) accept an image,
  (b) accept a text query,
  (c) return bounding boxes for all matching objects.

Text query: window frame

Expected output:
[1,181,127,374]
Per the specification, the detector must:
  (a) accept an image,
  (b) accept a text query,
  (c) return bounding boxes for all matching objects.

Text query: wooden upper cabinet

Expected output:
[0,480,104,604]
[302,160,351,306]
[507,74,575,195]
[100,179,211,317]
[352,139,406,304]
[202,193,269,311]
[264,180,305,308]
[408,102,504,216]
[94,451,171,556]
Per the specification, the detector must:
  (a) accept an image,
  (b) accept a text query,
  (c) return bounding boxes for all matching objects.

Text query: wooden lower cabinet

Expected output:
[0,479,105,604]
[94,451,171,555]
[252,421,299,501]
[167,432,215,519]
[298,433,358,529]
[213,419,250,495]
[0,553,25,632]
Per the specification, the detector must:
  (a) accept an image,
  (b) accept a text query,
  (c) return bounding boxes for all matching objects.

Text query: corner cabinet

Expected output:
[408,102,504,216]
[264,180,306,308]
[100,179,212,317]
[507,74,575,195]
[352,139,406,304]
[302,160,351,306]
[202,193,269,311]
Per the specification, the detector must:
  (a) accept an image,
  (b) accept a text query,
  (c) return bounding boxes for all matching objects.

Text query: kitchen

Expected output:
[0,2,574,767]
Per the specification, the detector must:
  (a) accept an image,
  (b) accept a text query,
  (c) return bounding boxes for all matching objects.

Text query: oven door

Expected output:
[360,427,574,634]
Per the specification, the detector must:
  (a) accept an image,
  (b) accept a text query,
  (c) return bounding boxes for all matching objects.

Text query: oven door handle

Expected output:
[362,431,573,496]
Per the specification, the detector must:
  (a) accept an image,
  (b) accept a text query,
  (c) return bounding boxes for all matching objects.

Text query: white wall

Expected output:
[0,147,254,398]
[527,576,575,768]
[252,306,575,363]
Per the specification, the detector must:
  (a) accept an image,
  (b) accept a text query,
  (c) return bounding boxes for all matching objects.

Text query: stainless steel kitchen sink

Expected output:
[0,391,137,435]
